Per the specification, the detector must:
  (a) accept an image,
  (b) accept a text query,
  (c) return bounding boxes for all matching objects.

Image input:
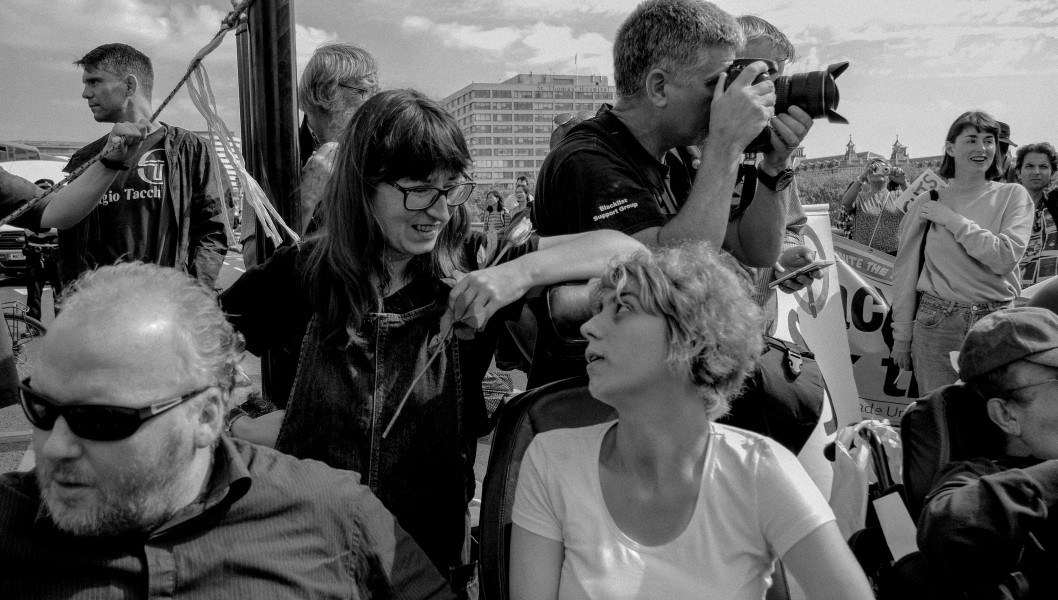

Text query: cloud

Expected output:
[401,16,521,52]
[400,16,613,77]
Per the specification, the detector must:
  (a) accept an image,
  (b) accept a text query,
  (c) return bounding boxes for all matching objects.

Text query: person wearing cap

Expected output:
[917,306,1057,598]
[995,121,1019,183]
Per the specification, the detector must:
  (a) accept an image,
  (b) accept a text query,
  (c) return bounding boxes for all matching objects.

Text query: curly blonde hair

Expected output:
[593,242,763,419]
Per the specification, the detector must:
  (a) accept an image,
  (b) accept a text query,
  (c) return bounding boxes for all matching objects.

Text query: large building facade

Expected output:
[439,73,615,190]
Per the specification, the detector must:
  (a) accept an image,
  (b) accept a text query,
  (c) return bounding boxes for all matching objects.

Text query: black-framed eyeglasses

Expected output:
[19,378,214,442]
[383,181,476,211]
[553,111,595,127]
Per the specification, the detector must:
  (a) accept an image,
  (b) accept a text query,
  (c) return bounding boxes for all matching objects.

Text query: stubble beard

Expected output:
[36,428,194,537]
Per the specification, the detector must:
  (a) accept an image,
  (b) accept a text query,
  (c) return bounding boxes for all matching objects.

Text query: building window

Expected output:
[492,102,512,110]
[534,91,553,99]
[535,148,549,156]
[536,160,545,167]
[493,125,513,133]
[474,114,492,121]
[514,125,534,134]
[575,103,594,111]
[535,137,550,145]
[495,114,514,122]
[575,91,594,99]
[554,103,574,111]
[472,102,490,110]
[596,91,614,100]
[494,137,514,145]
[515,137,534,145]
[472,90,491,98]
[495,148,513,156]
[469,125,492,133]
[534,114,552,122]
[513,148,532,156]
[514,90,534,98]
[554,90,573,99]
[513,113,533,122]
[476,149,493,156]
[514,102,533,110]
[493,90,512,98]
[534,101,553,110]
[534,125,551,133]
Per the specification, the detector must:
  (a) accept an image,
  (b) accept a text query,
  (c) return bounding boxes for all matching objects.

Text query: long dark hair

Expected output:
[938,110,1002,180]
[304,89,473,345]
[485,190,505,212]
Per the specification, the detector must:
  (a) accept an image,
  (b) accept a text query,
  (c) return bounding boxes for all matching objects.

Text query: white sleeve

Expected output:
[755,439,836,557]
[512,437,564,541]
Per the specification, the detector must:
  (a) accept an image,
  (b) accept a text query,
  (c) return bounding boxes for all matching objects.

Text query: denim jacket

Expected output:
[60,123,229,286]
[275,278,482,597]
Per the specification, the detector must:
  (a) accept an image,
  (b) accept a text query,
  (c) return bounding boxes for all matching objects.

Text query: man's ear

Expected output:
[644,68,669,108]
[125,74,138,97]
[192,389,226,448]
[986,397,1021,437]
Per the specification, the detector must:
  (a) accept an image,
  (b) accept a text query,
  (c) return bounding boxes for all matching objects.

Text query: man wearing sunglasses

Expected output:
[0,263,452,599]
[915,307,1058,598]
[532,0,811,270]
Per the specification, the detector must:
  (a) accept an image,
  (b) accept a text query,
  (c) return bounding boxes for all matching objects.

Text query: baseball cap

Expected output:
[998,121,1017,147]
[958,307,1058,380]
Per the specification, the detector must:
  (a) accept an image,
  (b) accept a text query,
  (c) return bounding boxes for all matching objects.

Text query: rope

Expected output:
[0,0,263,230]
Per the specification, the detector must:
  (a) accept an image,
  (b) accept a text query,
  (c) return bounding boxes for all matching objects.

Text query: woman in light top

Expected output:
[891,110,1034,394]
[509,243,872,600]
[840,158,907,254]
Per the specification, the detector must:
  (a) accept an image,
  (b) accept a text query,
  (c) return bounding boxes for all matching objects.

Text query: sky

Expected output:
[2,0,1058,161]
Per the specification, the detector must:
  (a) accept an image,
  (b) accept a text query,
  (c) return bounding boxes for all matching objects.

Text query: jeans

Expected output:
[911,293,1010,395]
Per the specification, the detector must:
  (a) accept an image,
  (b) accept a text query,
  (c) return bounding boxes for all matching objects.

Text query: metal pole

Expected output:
[235,0,301,400]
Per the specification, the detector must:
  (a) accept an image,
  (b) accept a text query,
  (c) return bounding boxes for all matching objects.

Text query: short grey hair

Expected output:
[58,263,244,407]
[299,43,380,118]
[736,15,796,64]
[613,0,743,99]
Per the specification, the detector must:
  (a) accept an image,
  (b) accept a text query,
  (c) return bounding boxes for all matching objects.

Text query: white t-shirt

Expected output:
[512,421,835,600]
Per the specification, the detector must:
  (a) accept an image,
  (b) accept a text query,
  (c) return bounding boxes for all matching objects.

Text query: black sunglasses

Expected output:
[19,378,213,442]
[384,181,476,211]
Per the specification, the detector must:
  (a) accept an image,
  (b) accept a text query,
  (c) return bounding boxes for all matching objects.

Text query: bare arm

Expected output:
[782,522,874,600]
[510,524,563,600]
[448,229,644,325]
[39,122,148,229]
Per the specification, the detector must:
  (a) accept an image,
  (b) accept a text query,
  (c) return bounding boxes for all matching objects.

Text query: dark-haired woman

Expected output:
[483,189,510,234]
[891,111,1033,393]
[220,89,642,596]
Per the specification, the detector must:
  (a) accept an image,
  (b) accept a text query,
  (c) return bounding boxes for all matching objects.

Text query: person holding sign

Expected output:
[840,158,907,255]
[891,111,1033,394]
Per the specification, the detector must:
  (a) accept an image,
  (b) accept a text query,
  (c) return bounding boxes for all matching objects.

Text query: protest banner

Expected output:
[831,236,919,425]
[894,167,948,213]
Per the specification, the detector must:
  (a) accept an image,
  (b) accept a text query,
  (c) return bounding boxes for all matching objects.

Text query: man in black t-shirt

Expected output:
[533,0,813,269]
[62,43,228,287]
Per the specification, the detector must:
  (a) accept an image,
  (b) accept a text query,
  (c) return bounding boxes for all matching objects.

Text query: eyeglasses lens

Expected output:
[20,387,139,442]
[405,183,475,210]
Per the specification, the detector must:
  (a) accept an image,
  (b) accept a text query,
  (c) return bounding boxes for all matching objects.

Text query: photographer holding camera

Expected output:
[841,158,908,255]
[531,0,812,268]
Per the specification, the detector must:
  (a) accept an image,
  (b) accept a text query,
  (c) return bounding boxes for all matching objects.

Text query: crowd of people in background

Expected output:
[1,0,1056,598]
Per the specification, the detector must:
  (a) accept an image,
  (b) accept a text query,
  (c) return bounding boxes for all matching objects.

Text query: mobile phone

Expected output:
[768,260,834,289]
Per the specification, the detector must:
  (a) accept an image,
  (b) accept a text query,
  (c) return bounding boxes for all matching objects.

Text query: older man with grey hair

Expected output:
[0,262,451,599]
[299,42,380,234]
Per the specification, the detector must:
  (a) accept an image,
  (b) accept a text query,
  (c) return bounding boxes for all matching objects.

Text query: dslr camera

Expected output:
[724,59,849,154]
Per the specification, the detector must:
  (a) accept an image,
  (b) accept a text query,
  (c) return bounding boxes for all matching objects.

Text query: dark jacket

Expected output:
[61,123,229,286]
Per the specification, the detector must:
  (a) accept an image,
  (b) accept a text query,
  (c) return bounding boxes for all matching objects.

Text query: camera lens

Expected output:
[774,62,849,124]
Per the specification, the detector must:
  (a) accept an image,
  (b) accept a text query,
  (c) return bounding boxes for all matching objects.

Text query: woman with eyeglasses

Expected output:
[891,110,1034,394]
[219,89,642,597]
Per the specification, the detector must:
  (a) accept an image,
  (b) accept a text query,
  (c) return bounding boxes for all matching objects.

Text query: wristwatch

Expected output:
[757,167,794,192]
